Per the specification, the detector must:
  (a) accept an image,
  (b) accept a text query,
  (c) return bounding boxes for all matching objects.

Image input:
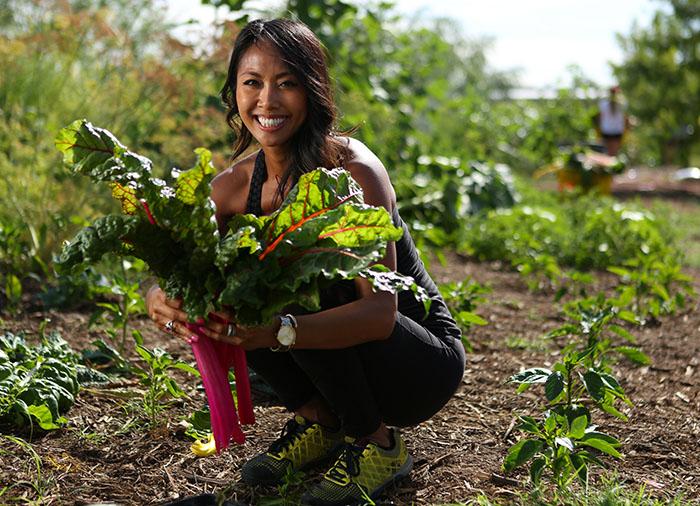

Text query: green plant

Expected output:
[80,338,132,377]
[609,251,696,324]
[439,277,490,351]
[467,473,694,505]
[503,296,649,490]
[0,435,51,503]
[462,194,678,289]
[0,330,80,432]
[396,156,519,241]
[131,331,199,425]
[0,219,45,313]
[256,466,307,506]
[183,408,212,442]
[88,257,147,354]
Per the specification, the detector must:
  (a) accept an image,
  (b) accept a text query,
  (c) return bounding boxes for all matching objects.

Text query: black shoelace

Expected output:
[269,418,306,453]
[327,443,365,481]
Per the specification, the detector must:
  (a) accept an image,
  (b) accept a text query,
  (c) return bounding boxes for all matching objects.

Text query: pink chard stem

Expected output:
[186,323,246,451]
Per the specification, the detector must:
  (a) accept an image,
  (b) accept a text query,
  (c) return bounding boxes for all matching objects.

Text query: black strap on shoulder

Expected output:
[245,150,267,216]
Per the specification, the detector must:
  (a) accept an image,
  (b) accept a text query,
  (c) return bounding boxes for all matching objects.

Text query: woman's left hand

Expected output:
[199,314,279,350]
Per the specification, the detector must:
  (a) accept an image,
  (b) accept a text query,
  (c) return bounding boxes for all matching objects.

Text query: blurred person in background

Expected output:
[594,85,630,156]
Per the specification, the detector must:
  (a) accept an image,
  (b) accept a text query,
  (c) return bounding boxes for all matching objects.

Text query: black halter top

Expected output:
[245,150,268,216]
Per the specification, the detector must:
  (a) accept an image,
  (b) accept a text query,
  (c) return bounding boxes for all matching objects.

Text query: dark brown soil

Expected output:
[1,247,699,505]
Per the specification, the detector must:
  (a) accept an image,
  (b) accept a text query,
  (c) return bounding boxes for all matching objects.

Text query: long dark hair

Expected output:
[220,19,347,202]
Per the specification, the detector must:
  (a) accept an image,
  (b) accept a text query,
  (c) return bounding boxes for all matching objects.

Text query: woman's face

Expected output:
[235,42,308,154]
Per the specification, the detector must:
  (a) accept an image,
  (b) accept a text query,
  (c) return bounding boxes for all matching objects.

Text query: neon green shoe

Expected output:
[300,430,413,505]
[241,415,344,486]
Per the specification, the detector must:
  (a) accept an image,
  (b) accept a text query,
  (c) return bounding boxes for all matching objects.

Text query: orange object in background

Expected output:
[557,169,612,194]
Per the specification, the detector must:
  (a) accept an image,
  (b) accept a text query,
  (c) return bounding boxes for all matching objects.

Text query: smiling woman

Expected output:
[234,44,308,154]
[145,18,466,506]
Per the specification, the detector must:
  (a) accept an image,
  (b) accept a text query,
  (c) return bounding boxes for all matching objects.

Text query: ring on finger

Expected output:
[164,320,176,333]
[226,323,236,337]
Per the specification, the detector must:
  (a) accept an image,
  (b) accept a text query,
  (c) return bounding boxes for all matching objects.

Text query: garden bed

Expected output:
[1,254,698,505]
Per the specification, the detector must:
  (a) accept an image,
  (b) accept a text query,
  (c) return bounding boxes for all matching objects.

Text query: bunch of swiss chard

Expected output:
[55,120,426,324]
[55,119,427,449]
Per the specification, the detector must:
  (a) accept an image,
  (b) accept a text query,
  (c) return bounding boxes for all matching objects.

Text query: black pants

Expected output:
[246,310,466,438]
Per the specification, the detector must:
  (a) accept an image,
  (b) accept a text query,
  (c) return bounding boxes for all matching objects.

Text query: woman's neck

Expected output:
[261,146,292,179]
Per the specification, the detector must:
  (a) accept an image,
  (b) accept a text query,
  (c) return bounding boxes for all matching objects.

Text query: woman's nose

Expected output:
[258,84,279,109]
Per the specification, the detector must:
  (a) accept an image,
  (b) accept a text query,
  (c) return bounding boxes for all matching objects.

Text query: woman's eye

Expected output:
[242,79,259,86]
[279,80,298,88]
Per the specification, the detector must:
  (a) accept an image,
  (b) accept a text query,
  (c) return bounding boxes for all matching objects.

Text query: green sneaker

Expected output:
[241,415,344,486]
[300,430,413,505]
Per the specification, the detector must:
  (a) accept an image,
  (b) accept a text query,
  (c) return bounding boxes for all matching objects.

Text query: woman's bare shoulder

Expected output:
[211,151,257,216]
[341,138,396,208]
[343,138,384,168]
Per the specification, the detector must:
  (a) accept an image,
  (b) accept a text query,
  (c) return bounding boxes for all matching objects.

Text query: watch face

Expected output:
[277,325,296,346]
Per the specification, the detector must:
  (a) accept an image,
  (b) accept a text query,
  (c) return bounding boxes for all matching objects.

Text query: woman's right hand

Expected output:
[146,285,190,342]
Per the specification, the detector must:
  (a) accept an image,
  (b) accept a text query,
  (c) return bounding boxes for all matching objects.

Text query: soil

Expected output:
[1,197,699,505]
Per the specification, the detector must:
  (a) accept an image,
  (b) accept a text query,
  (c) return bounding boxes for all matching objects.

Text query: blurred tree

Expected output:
[613,0,700,166]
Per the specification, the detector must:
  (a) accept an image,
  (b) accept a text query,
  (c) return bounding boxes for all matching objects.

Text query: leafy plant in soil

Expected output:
[395,155,518,239]
[503,295,650,491]
[439,277,490,351]
[609,251,696,324]
[130,330,199,425]
[0,434,51,502]
[88,257,147,354]
[0,219,39,313]
[0,331,80,432]
[462,194,673,277]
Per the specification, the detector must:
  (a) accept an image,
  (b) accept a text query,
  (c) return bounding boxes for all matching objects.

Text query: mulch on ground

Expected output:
[1,251,698,505]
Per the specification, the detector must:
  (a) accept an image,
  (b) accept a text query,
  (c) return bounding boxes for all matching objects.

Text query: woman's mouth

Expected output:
[255,115,287,131]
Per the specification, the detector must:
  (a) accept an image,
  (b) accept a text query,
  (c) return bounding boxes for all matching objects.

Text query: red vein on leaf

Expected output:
[63,142,114,155]
[112,182,139,214]
[258,191,361,261]
[141,200,157,225]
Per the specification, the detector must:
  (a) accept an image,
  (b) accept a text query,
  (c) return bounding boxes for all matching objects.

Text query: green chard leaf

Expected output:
[55,215,137,274]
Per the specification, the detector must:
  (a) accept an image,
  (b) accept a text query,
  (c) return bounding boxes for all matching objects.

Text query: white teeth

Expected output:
[257,116,285,128]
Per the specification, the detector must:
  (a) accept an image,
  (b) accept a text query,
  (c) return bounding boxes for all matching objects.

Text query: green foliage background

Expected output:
[0,0,697,305]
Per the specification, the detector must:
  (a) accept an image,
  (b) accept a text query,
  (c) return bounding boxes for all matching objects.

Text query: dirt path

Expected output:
[1,257,698,505]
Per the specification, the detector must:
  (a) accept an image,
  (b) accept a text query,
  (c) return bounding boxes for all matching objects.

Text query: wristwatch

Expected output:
[271,314,297,352]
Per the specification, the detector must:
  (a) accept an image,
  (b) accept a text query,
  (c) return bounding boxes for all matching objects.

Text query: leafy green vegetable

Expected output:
[56,119,428,325]
[0,332,80,431]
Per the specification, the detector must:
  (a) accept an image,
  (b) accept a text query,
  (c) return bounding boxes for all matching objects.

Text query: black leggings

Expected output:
[246,311,466,438]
